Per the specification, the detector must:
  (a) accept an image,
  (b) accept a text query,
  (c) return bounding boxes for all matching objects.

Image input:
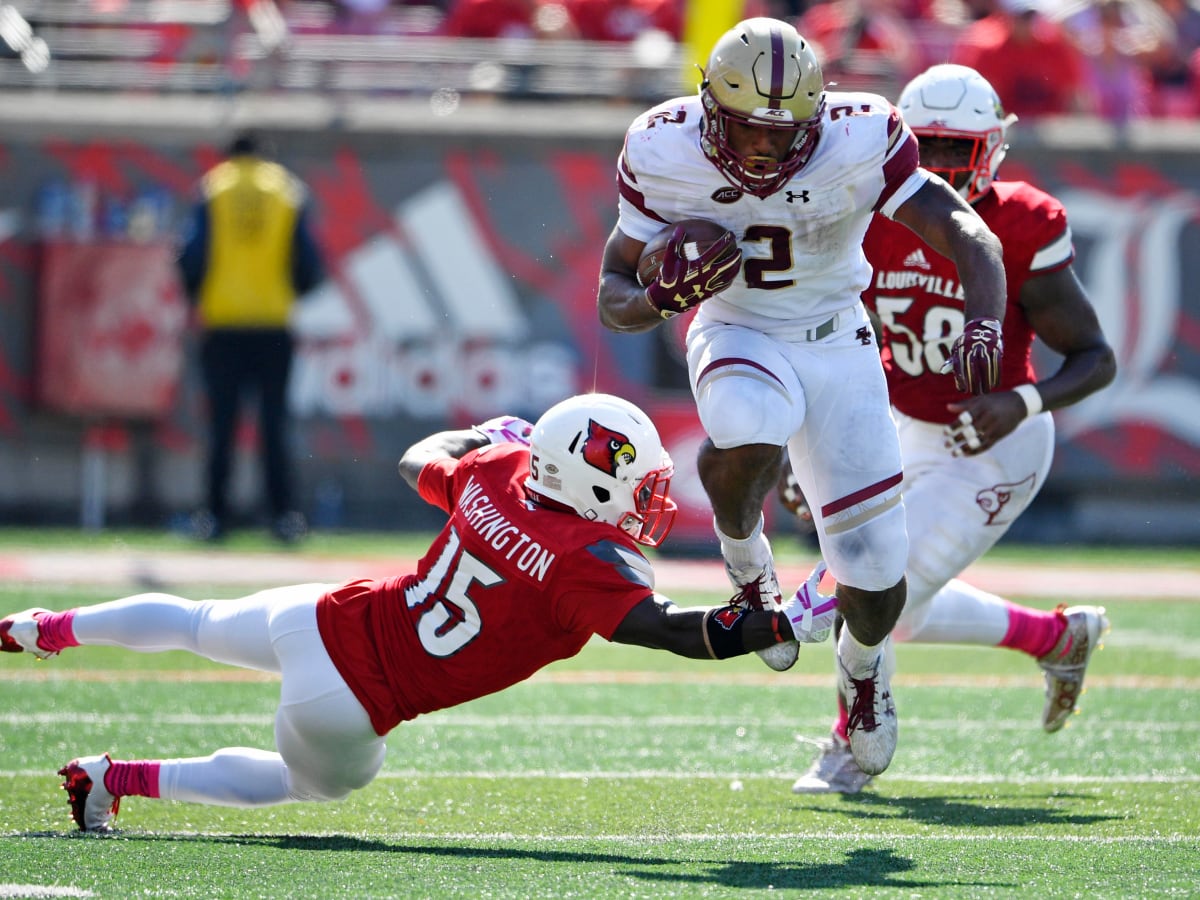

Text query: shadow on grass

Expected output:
[24,833,1007,891]
[804,791,1120,828]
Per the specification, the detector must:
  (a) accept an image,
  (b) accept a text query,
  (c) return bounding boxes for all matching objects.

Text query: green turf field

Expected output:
[0,532,1197,898]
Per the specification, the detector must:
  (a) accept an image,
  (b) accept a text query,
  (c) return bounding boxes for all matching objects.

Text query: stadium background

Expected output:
[0,0,1197,549]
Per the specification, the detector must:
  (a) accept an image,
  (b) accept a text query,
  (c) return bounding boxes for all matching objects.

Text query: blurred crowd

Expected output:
[12,0,1200,120]
[314,0,1200,120]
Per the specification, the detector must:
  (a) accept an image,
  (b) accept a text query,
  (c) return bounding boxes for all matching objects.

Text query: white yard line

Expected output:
[0,769,1197,785]
[0,551,1197,598]
[2,711,1199,731]
[7,669,1198,689]
[4,672,1195,691]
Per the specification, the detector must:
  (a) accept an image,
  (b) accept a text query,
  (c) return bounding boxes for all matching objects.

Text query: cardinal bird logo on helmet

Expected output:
[581,420,636,476]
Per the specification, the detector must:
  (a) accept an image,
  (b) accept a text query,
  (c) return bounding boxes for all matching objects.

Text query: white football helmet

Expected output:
[525,393,677,547]
[700,17,826,198]
[898,63,1018,203]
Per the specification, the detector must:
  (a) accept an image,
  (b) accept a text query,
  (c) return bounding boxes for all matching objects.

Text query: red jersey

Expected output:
[862,179,1073,425]
[316,444,654,735]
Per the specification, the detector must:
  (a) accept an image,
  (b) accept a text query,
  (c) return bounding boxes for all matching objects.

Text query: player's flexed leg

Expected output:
[690,312,908,776]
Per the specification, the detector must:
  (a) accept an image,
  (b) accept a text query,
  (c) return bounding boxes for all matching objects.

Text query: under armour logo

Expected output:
[856,327,873,345]
[785,190,810,204]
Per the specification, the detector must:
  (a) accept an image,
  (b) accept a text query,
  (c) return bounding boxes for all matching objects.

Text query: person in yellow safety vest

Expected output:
[177,132,324,544]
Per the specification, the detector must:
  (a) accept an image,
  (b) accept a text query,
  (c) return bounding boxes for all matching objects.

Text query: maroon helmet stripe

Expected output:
[769,25,784,108]
[821,472,904,517]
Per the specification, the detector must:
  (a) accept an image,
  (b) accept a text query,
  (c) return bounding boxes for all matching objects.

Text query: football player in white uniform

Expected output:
[597,18,1010,778]
[786,65,1117,793]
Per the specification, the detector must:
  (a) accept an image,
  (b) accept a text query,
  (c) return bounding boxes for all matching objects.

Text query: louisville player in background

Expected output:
[597,17,1010,779]
[788,64,1117,794]
[1,394,836,832]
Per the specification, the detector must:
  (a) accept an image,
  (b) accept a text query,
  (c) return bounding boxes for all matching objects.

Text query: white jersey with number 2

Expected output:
[616,90,928,332]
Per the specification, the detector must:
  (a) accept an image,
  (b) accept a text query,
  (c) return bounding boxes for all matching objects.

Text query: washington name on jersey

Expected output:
[616,91,924,329]
[455,474,555,582]
[863,179,1074,424]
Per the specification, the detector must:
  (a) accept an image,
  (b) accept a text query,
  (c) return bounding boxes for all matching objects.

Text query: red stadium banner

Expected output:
[36,241,188,419]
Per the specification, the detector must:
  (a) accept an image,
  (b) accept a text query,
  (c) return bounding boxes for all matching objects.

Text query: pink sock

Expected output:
[33,610,80,654]
[833,695,849,743]
[104,760,161,799]
[999,603,1066,659]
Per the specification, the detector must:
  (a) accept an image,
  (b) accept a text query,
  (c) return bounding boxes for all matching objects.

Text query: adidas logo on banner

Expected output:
[903,248,932,270]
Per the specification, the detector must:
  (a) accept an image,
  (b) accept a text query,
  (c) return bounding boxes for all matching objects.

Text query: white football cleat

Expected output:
[792,735,873,794]
[727,559,798,672]
[0,607,56,659]
[1038,605,1110,733]
[59,753,120,832]
[836,637,897,776]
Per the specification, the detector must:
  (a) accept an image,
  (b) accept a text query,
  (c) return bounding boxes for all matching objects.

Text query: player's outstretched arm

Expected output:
[610,591,833,661]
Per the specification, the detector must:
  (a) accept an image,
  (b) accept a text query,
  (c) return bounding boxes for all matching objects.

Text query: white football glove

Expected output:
[474,416,534,447]
[779,561,838,643]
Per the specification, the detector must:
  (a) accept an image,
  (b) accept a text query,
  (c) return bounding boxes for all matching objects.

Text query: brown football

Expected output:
[637,218,735,286]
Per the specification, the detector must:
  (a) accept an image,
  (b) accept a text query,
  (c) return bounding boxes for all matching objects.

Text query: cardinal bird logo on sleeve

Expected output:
[581,420,636,476]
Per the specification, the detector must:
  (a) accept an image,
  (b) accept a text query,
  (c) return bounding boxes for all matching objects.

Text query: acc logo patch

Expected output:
[711,186,742,203]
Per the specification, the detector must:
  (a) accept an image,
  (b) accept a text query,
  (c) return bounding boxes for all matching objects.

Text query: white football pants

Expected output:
[892,408,1056,645]
[687,305,909,592]
[70,584,387,807]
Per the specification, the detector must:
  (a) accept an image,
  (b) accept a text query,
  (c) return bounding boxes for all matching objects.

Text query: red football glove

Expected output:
[941,317,1003,395]
[643,226,742,319]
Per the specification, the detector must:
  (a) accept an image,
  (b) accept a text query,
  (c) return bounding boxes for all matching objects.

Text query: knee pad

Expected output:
[822,501,908,593]
[697,373,794,448]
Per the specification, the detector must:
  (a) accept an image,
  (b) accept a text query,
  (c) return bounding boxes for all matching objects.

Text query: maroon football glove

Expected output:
[942,317,1004,395]
[643,226,742,319]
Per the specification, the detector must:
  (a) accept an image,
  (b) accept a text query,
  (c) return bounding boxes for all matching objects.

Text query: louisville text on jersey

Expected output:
[874,269,965,300]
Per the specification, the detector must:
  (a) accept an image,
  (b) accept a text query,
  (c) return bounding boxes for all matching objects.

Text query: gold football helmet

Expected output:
[700,18,826,198]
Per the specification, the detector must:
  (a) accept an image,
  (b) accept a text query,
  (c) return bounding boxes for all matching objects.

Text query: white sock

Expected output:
[715,514,771,573]
[838,626,884,671]
[158,748,293,808]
